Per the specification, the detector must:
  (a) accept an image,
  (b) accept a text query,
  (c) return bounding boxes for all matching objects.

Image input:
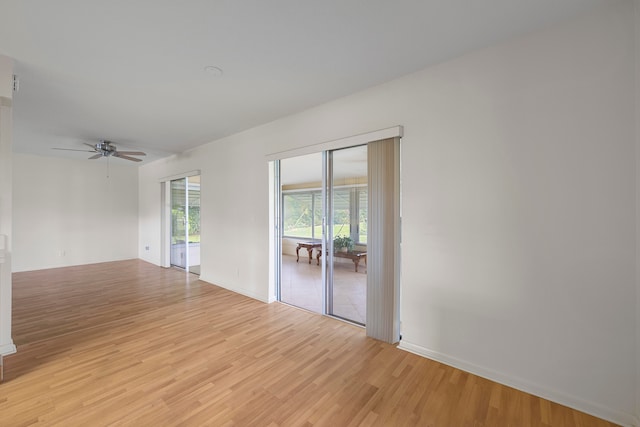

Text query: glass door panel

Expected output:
[170,178,187,268]
[279,153,324,314]
[328,145,367,324]
[187,175,201,275]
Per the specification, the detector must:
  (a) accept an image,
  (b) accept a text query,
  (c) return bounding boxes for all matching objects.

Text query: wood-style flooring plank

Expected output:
[1,260,620,426]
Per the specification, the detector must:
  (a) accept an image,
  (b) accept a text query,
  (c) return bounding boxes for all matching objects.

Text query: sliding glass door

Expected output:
[170,176,201,274]
[274,134,400,342]
[327,145,367,324]
[277,146,367,325]
[170,178,187,269]
[279,153,324,314]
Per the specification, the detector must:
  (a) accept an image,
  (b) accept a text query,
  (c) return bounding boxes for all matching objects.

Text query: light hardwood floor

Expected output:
[2,260,618,426]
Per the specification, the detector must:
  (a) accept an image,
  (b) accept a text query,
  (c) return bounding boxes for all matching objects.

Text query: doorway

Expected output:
[170,175,201,274]
[270,128,402,343]
[278,146,368,325]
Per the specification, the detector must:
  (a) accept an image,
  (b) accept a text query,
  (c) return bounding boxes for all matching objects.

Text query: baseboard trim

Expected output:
[0,342,16,356]
[198,275,270,304]
[398,340,638,427]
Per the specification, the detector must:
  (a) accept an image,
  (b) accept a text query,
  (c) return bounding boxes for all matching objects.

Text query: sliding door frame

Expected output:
[159,170,201,270]
[268,126,403,342]
[170,177,188,269]
[324,150,333,317]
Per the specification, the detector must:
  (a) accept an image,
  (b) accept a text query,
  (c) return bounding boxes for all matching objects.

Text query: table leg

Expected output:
[353,259,359,273]
[307,248,313,264]
[296,245,301,262]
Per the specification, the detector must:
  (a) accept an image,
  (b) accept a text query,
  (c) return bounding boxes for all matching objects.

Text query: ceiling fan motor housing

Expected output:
[98,141,117,156]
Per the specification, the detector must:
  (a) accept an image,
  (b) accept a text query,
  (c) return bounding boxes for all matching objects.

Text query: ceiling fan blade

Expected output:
[116,151,146,156]
[88,154,102,159]
[113,153,143,162]
[84,142,98,149]
[52,148,95,152]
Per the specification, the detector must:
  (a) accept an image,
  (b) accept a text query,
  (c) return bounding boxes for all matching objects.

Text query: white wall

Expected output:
[396,2,636,424]
[0,54,15,357]
[13,153,139,272]
[139,137,270,301]
[0,56,12,99]
[138,2,637,424]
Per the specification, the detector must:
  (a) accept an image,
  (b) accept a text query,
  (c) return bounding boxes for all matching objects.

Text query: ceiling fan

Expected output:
[53,140,146,162]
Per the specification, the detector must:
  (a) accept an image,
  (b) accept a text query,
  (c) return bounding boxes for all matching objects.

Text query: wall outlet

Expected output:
[145,245,150,251]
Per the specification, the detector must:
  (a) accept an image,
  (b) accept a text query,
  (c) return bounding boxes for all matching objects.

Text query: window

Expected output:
[333,188,351,240]
[283,186,367,243]
[358,188,367,244]
[282,191,321,239]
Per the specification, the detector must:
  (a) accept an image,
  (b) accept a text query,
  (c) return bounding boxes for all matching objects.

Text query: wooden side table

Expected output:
[316,250,367,272]
[296,242,322,264]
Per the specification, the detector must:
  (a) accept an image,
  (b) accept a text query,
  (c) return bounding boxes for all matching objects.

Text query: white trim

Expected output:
[268,161,279,304]
[0,234,5,263]
[158,169,201,183]
[265,126,403,161]
[398,340,639,427]
[0,342,16,356]
[160,182,171,268]
[198,276,272,304]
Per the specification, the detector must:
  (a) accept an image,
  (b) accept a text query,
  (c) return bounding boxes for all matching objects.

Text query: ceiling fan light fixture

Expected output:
[52,140,146,163]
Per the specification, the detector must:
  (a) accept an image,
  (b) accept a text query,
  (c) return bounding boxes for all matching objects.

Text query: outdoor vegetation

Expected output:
[283,188,367,243]
[171,207,201,244]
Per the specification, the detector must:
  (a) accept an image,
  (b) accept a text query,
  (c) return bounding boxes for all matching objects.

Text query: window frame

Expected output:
[282,184,367,244]
[281,189,323,240]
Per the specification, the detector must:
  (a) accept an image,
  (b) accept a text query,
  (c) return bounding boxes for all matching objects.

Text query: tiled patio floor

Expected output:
[280,254,366,324]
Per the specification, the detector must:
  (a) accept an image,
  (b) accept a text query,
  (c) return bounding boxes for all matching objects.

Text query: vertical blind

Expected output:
[366,137,401,343]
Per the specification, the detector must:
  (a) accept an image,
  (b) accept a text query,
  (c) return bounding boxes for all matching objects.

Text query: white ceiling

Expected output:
[0,0,609,164]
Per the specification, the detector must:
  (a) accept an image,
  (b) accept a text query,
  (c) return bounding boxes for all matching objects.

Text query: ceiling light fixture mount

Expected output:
[204,66,223,77]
